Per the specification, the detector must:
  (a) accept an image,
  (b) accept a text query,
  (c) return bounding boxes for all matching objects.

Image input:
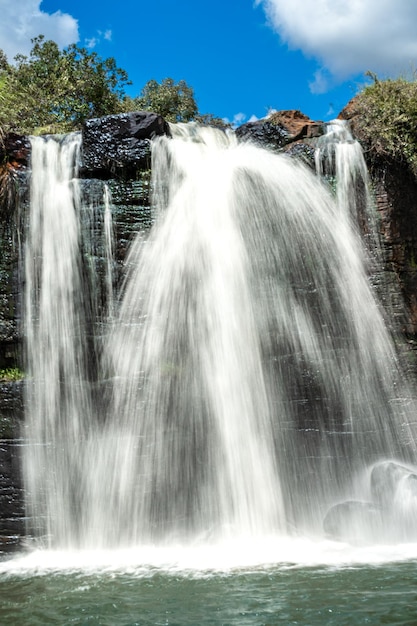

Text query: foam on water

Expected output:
[3,538,417,577]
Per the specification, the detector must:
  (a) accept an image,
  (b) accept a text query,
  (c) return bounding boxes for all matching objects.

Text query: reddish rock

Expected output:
[236,110,323,165]
[338,97,360,122]
[268,110,323,141]
[0,133,31,169]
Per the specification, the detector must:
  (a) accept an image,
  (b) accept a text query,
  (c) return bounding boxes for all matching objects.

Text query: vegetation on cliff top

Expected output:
[2,34,417,173]
[0,36,225,135]
[351,72,417,175]
[0,36,130,134]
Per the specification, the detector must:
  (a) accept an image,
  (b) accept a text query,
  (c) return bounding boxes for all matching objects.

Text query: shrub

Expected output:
[353,73,417,174]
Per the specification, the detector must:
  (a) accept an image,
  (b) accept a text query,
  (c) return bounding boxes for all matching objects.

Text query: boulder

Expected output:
[370,460,417,540]
[81,111,171,177]
[269,110,324,141]
[323,500,382,542]
[236,110,323,152]
[370,460,417,509]
[236,118,290,150]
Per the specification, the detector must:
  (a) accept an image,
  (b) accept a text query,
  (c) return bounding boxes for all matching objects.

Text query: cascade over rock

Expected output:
[340,98,417,337]
[15,124,415,549]
[1,108,417,552]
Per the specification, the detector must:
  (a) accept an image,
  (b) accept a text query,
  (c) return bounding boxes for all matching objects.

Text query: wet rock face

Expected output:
[371,159,417,336]
[0,381,23,439]
[81,111,171,178]
[0,133,31,169]
[339,98,417,339]
[0,166,29,369]
[0,439,25,555]
[0,243,20,366]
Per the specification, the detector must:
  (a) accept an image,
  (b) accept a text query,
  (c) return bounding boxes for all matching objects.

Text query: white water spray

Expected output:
[22,124,417,552]
[24,134,91,543]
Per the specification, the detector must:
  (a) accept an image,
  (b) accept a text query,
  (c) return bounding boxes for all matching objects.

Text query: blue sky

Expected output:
[1,0,417,125]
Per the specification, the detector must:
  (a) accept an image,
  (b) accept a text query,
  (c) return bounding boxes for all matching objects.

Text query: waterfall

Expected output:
[315,119,381,254]
[23,134,91,544]
[22,124,417,550]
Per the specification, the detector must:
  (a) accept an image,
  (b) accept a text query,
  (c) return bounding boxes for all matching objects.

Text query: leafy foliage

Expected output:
[0,36,130,134]
[353,73,417,174]
[123,78,228,127]
[0,367,24,381]
[127,78,198,123]
[194,113,232,129]
[0,37,225,134]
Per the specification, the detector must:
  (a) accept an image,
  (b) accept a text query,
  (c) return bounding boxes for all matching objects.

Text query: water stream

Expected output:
[1,121,416,584]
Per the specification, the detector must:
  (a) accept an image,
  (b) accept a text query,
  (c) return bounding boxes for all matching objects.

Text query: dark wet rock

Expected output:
[0,439,25,556]
[236,118,290,151]
[0,238,21,354]
[81,111,171,177]
[0,133,31,169]
[0,381,24,439]
[283,142,316,169]
[371,160,417,338]
[339,98,417,343]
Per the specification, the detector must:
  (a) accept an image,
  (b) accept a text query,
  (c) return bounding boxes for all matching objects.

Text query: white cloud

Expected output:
[256,0,417,88]
[223,112,249,127]
[233,112,246,126]
[84,30,113,50]
[85,37,98,50]
[0,0,78,61]
[326,104,335,118]
[309,69,331,95]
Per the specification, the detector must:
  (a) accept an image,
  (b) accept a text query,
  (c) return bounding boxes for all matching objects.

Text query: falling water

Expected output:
[315,119,381,253]
[22,124,417,551]
[23,134,92,544]
[103,185,115,319]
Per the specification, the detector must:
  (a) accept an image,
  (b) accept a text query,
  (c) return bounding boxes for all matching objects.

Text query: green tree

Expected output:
[0,37,226,134]
[125,77,229,127]
[194,112,231,129]
[130,77,198,123]
[0,36,130,134]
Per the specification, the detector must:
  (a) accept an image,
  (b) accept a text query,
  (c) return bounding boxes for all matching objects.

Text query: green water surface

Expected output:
[1,561,417,625]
